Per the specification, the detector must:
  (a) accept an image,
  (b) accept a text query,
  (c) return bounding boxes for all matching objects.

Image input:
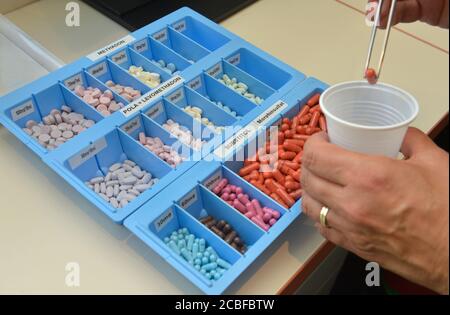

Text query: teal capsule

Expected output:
[205,272,212,280]
[170,235,178,242]
[158,60,166,67]
[206,246,218,257]
[181,248,193,262]
[187,235,195,250]
[178,239,186,249]
[178,234,184,241]
[194,264,201,271]
[214,272,221,280]
[200,268,206,275]
[203,262,217,272]
[192,243,199,257]
[194,258,201,265]
[168,240,180,255]
[182,228,189,235]
[201,257,209,265]
[217,268,225,275]
[177,228,184,235]
[196,252,203,259]
[164,237,170,244]
[209,254,217,262]
[217,258,231,270]
[199,239,206,252]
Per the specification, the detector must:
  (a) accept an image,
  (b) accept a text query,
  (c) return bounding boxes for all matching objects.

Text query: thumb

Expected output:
[400,127,435,159]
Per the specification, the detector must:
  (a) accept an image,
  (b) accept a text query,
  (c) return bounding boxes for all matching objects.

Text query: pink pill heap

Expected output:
[212,178,281,231]
[74,85,126,116]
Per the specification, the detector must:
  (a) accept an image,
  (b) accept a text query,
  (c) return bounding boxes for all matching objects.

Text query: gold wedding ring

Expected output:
[320,206,330,228]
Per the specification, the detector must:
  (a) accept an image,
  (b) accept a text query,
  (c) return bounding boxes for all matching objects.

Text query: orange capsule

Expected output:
[276,188,295,208]
[290,189,303,200]
[309,111,321,128]
[283,143,302,153]
[307,93,321,107]
[299,114,312,125]
[285,181,301,190]
[297,105,311,119]
[239,162,260,176]
[319,116,327,132]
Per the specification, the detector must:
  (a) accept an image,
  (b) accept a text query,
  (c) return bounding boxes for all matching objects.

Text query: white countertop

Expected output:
[0,0,448,294]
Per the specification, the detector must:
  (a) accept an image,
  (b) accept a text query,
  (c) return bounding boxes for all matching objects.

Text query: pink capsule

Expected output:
[237,194,250,205]
[251,216,269,231]
[229,193,236,201]
[227,201,234,207]
[245,202,256,214]
[222,187,231,195]
[221,192,230,201]
[213,178,228,195]
[263,207,281,219]
[251,199,264,217]
[235,187,243,195]
[229,185,237,193]
[269,219,277,226]
[233,199,247,214]
[245,211,256,219]
[263,213,272,223]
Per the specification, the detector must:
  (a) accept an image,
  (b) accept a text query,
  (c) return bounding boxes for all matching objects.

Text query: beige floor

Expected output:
[0,0,448,294]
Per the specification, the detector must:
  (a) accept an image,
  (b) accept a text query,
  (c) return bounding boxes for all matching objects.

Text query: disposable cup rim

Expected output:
[320,81,419,131]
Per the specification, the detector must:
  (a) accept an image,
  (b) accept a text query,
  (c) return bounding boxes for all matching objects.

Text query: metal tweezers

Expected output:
[365,0,398,79]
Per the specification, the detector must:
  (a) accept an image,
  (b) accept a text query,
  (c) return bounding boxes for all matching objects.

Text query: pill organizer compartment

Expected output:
[62,127,174,223]
[120,112,194,169]
[144,98,216,152]
[165,85,238,130]
[178,184,265,251]
[109,47,173,86]
[206,60,275,104]
[86,59,151,97]
[225,48,293,90]
[63,71,129,110]
[186,74,257,119]
[152,27,210,63]
[146,205,241,290]
[130,36,192,74]
[171,16,231,51]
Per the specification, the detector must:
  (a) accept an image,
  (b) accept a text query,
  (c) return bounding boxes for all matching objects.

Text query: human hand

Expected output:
[367,0,449,29]
[301,128,449,294]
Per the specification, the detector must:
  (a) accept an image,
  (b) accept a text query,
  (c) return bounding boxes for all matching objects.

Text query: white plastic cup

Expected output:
[320,81,419,158]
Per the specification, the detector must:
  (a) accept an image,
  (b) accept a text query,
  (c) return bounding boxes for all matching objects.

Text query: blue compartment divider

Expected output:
[0,7,319,294]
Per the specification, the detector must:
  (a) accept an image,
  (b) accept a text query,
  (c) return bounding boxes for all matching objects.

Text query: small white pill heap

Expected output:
[85,159,159,210]
[183,106,225,134]
[138,133,185,167]
[128,66,161,88]
[212,101,242,120]
[162,119,206,151]
[219,74,264,105]
[23,106,95,150]
[151,59,177,74]
[74,85,125,116]
[104,80,142,103]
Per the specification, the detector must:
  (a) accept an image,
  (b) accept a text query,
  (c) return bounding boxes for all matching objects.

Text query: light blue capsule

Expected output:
[181,248,193,262]
[201,257,209,265]
[177,228,184,234]
[164,237,170,244]
[168,240,180,255]
[205,272,212,280]
[187,234,195,250]
[203,262,217,272]
[217,258,231,270]
[206,246,218,257]
[209,254,217,262]
[214,272,221,280]
[167,63,176,73]
[194,258,201,265]
[192,243,199,257]
[158,59,166,67]
[178,239,186,249]
[196,252,203,259]
[194,264,201,271]
[200,268,207,275]
[199,239,206,252]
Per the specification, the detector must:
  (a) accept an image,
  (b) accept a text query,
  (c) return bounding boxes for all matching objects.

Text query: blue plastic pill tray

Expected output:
[0,6,328,294]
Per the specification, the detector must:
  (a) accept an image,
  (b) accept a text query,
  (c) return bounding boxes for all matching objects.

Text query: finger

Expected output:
[302,132,358,185]
[400,127,435,159]
[302,193,357,233]
[372,0,421,28]
[315,223,351,249]
[301,167,348,215]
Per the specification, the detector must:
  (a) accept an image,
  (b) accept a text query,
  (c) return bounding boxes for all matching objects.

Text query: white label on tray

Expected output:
[213,123,257,160]
[88,61,108,77]
[203,170,223,190]
[133,38,149,53]
[154,208,174,232]
[121,116,141,135]
[207,63,223,78]
[145,101,164,119]
[166,88,184,104]
[69,137,107,170]
[153,29,168,42]
[252,100,287,127]
[227,53,241,66]
[172,20,187,32]
[11,99,35,121]
[64,73,84,91]
[111,49,128,65]
[188,76,202,91]
[86,35,135,61]
[121,75,184,118]
[179,189,197,209]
